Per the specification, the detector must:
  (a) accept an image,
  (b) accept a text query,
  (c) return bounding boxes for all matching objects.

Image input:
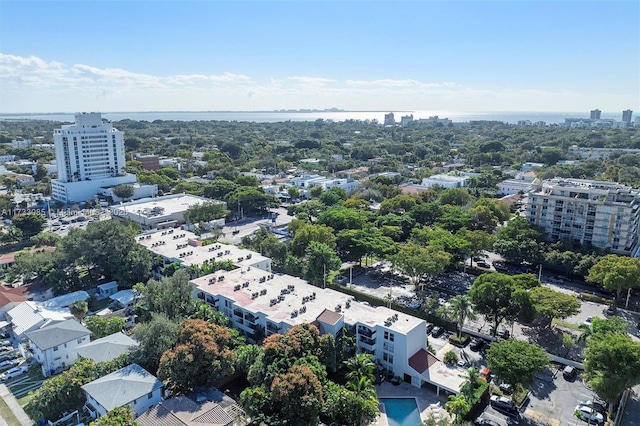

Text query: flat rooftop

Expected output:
[192,267,424,334]
[112,194,216,219]
[137,229,270,269]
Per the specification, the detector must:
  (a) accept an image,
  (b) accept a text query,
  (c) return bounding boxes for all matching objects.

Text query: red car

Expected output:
[478,368,492,382]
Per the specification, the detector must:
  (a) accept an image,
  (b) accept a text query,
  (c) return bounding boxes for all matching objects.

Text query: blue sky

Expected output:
[1,0,638,113]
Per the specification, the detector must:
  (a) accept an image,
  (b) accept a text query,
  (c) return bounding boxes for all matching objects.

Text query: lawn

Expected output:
[0,397,21,426]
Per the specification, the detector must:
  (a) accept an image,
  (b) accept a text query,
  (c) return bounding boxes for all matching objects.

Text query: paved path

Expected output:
[0,384,32,426]
[621,385,640,426]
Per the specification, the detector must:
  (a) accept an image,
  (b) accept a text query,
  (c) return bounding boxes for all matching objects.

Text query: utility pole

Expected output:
[323,264,326,289]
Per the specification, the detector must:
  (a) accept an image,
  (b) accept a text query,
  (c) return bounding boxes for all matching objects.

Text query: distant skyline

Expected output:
[1,1,638,114]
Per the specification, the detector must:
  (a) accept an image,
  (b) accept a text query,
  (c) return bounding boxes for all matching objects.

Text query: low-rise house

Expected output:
[137,396,235,426]
[6,301,73,341]
[96,282,118,300]
[0,288,27,321]
[82,363,164,419]
[75,332,138,364]
[109,290,135,310]
[25,319,91,377]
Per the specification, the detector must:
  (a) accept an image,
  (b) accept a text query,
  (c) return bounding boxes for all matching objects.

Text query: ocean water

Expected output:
[0,110,623,124]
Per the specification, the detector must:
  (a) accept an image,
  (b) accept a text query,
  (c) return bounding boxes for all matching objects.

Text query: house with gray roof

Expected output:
[137,396,234,426]
[82,363,163,419]
[25,319,91,377]
[75,332,138,364]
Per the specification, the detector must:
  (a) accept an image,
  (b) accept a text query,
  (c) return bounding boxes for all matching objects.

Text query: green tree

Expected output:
[89,406,137,426]
[12,213,46,238]
[586,254,640,305]
[493,216,544,264]
[322,381,379,426]
[84,316,126,339]
[486,339,549,388]
[304,241,342,286]
[392,243,451,291]
[69,299,88,322]
[112,184,135,200]
[184,201,227,224]
[583,332,640,414]
[447,295,476,338]
[133,269,194,321]
[290,222,337,256]
[530,286,581,328]
[309,185,324,198]
[344,353,376,385]
[444,394,470,420]
[287,186,300,200]
[317,206,366,231]
[456,228,494,266]
[438,188,474,206]
[318,187,348,206]
[129,313,180,375]
[469,272,531,337]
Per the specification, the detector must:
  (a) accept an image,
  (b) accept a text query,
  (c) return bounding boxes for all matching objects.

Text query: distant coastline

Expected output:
[0,110,625,124]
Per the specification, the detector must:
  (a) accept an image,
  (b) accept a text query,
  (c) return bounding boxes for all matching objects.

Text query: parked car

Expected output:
[431,326,445,338]
[574,405,604,424]
[499,382,513,394]
[470,338,484,352]
[0,340,11,347]
[0,359,19,371]
[474,419,500,426]
[476,261,490,268]
[425,323,435,334]
[496,329,510,339]
[582,317,593,328]
[490,395,517,414]
[563,365,577,380]
[0,363,29,382]
[0,352,18,363]
[605,305,617,315]
[479,367,493,382]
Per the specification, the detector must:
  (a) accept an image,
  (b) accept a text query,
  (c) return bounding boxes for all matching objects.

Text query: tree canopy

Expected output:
[486,339,549,388]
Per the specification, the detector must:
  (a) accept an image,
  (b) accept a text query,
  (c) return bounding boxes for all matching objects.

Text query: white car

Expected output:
[0,364,29,382]
[582,317,593,328]
[574,405,604,424]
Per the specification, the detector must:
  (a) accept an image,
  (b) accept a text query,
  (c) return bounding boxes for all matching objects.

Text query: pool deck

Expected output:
[373,382,452,425]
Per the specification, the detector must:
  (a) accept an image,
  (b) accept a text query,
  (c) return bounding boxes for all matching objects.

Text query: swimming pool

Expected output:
[380,398,422,426]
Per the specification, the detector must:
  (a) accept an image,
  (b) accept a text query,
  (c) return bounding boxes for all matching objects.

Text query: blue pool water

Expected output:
[380,398,421,426]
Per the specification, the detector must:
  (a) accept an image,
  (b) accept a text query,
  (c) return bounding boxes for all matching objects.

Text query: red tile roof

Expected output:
[408,348,438,374]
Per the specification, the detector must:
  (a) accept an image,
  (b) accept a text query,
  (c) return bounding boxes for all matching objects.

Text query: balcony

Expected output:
[357,326,376,338]
[233,309,243,318]
[359,335,376,347]
[267,322,281,333]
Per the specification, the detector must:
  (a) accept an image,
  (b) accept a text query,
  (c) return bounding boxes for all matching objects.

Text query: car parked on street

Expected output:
[425,323,435,334]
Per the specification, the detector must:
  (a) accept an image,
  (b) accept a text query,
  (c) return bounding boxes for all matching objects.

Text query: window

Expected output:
[383,341,394,352]
[383,331,395,342]
[53,346,58,351]
[148,392,153,399]
[77,338,83,344]
[383,353,394,363]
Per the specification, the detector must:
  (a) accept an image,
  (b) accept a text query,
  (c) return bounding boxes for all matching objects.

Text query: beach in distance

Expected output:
[0,110,624,124]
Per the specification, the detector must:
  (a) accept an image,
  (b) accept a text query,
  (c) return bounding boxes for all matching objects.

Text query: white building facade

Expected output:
[526,178,640,255]
[51,113,137,203]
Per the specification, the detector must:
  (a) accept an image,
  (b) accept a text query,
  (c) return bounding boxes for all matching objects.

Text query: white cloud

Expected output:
[0,53,635,113]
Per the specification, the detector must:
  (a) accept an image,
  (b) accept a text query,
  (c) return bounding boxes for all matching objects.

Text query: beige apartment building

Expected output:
[527,178,640,256]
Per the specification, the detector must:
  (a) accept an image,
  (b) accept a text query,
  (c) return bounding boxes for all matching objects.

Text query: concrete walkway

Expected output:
[0,384,32,426]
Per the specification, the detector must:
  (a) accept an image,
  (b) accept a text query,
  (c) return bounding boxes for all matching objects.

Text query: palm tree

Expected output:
[344,353,376,384]
[460,367,480,398]
[444,394,470,421]
[69,299,88,322]
[448,295,476,338]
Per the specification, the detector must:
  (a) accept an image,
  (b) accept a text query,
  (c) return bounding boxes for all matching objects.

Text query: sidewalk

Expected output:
[0,384,32,426]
